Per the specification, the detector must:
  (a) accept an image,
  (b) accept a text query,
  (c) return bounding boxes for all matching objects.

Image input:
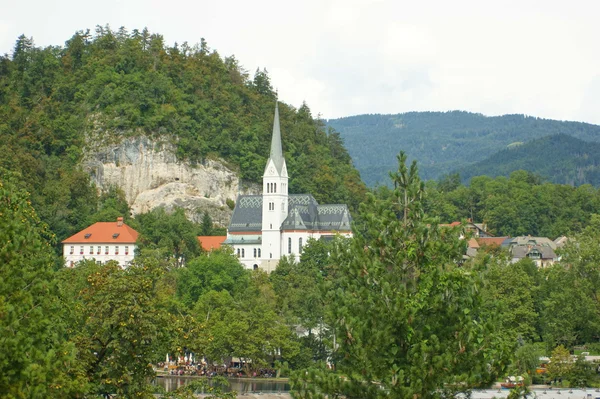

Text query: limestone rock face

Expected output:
[83,136,257,225]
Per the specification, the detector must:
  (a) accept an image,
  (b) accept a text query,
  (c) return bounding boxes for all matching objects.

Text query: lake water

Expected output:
[155,376,290,393]
[155,377,600,399]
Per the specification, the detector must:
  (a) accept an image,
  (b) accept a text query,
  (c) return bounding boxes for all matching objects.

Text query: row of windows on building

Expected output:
[265,182,287,194]
[235,238,304,259]
[236,248,262,258]
[70,245,130,256]
[267,202,284,211]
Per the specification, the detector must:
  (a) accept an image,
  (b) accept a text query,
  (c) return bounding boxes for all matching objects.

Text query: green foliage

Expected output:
[481,259,538,343]
[547,345,573,383]
[57,257,172,398]
[134,207,203,265]
[423,173,600,237]
[291,153,508,398]
[328,111,600,186]
[457,134,600,186]
[0,172,85,397]
[0,27,366,251]
[200,210,213,235]
[176,248,249,308]
[191,271,300,374]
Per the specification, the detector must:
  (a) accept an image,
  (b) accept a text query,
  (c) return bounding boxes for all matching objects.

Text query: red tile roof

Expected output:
[197,236,227,251]
[476,237,508,247]
[62,219,139,244]
[439,221,461,228]
[468,238,480,248]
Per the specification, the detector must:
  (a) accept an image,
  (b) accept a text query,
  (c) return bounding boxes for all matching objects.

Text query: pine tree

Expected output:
[292,153,507,398]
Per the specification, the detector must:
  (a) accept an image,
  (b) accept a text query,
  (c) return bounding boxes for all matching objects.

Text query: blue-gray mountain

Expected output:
[327,111,600,186]
[456,134,600,186]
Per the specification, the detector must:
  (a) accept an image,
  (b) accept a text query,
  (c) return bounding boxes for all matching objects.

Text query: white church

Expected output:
[224,103,353,271]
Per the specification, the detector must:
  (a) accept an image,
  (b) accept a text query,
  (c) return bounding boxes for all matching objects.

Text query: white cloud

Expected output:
[1,0,600,123]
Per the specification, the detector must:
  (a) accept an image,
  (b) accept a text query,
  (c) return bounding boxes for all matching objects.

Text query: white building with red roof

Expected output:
[62,217,139,268]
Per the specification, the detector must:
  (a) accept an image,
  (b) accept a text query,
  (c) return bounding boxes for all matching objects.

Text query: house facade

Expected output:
[224,103,353,271]
[62,217,139,268]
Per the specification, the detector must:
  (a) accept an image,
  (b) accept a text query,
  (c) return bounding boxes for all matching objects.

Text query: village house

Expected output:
[62,217,138,268]
[501,236,559,268]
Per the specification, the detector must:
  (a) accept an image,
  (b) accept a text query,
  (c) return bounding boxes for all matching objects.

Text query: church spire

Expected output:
[269,102,285,173]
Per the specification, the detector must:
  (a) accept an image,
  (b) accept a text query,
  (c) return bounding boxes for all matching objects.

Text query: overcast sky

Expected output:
[2,0,599,124]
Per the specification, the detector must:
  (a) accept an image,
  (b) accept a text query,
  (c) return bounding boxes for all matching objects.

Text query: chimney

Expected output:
[117,217,124,227]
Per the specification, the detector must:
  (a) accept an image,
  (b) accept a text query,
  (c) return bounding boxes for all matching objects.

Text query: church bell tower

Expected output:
[261,102,289,261]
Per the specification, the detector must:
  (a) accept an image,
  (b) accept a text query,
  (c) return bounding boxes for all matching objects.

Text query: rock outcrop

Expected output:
[83,136,257,225]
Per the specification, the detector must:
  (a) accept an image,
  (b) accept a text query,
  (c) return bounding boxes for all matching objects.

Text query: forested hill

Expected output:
[327,112,600,186]
[0,26,365,244]
[456,134,600,186]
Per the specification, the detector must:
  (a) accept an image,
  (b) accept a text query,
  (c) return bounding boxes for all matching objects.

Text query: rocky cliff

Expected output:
[83,136,257,225]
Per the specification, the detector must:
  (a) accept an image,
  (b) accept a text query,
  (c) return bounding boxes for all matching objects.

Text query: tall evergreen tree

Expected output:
[292,153,507,398]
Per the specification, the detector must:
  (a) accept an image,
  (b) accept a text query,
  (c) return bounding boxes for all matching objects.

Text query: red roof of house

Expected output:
[439,221,461,228]
[62,218,139,244]
[476,237,508,247]
[197,236,227,251]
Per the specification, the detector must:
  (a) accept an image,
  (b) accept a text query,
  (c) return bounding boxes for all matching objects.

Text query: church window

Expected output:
[254,248,257,257]
[270,253,272,259]
[274,183,276,193]
[258,248,261,257]
[288,237,292,254]
[236,248,240,257]
[242,248,245,258]
[299,238,303,253]
[266,183,269,193]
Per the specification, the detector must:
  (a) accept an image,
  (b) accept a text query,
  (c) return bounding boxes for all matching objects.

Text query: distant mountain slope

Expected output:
[327,112,600,186]
[456,134,600,186]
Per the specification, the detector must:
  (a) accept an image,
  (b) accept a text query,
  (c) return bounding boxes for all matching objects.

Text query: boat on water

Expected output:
[500,376,524,389]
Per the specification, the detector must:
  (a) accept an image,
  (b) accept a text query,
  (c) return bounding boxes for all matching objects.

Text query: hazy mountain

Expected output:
[327,111,600,186]
[455,134,600,186]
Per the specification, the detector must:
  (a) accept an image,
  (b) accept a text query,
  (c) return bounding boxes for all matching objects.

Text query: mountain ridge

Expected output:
[327,111,600,186]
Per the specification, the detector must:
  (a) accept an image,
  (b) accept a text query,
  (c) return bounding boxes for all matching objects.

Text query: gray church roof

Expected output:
[228,194,352,233]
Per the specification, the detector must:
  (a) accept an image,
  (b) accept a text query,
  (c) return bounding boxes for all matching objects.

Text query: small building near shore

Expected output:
[62,217,138,268]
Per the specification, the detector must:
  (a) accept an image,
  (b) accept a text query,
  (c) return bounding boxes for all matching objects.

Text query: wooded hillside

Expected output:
[328,111,600,186]
[0,26,365,244]
[456,134,600,186]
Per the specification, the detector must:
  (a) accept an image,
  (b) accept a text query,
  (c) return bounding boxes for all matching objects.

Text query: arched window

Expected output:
[242,248,245,258]
[258,248,261,257]
[254,248,257,257]
[266,183,269,193]
[274,183,276,193]
[299,237,303,253]
[253,264,258,270]
[288,237,292,254]
[236,248,240,257]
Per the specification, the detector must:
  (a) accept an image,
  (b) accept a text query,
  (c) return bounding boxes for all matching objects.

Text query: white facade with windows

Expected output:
[225,104,353,271]
[62,217,138,268]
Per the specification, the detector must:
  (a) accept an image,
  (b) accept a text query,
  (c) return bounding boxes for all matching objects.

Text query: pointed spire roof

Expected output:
[268,102,285,173]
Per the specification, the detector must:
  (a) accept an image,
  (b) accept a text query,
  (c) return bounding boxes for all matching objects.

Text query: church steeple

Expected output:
[261,101,289,263]
[267,102,285,174]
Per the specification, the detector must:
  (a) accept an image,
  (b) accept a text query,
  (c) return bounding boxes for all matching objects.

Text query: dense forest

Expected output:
[420,169,600,238]
[327,111,600,186]
[4,155,600,398]
[456,134,600,186]
[0,26,366,247]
